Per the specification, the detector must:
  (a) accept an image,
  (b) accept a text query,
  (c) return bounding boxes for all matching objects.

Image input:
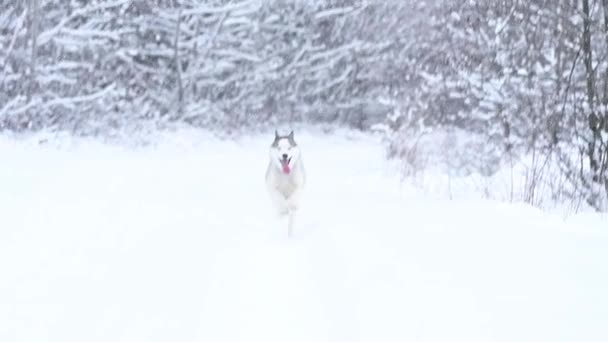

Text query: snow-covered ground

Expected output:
[0,128,606,342]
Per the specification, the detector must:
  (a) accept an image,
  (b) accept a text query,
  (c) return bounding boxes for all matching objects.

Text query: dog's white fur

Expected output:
[265,130,306,237]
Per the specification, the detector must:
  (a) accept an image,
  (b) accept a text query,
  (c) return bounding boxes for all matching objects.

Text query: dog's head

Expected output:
[269,130,301,174]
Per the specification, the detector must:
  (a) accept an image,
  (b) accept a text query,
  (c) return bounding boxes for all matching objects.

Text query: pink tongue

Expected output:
[282,162,291,174]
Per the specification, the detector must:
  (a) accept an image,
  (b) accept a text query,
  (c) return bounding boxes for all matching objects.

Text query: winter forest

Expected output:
[1,0,608,212]
[2,2,608,340]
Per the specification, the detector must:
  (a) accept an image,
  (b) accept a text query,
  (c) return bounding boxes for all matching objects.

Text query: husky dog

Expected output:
[265,130,306,237]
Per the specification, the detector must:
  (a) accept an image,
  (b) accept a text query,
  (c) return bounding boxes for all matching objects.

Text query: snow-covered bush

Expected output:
[385,0,608,212]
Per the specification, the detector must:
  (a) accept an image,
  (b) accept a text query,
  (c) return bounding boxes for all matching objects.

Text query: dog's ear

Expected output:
[272,130,281,146]
[287,130,297,145]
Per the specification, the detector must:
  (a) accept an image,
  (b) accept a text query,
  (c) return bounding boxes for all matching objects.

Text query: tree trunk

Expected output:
[582,0,595,112]
[173,7,184,116]
[27,0,39,103]
[602,0,608,107]
[583,0,608,209]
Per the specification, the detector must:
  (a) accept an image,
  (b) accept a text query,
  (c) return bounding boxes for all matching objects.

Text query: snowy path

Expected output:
[0,130,607,342]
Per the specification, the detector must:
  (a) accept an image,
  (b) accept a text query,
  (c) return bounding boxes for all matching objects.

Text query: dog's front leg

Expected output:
[267,186,289,216]
[287,187,303,212]
[287,210,295,237]
[286,186,306,237]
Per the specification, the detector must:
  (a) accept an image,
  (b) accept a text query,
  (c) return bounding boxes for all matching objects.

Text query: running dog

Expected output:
[265,130,306,237]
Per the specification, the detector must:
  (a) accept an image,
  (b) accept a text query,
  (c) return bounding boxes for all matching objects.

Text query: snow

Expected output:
[0,128,606,342]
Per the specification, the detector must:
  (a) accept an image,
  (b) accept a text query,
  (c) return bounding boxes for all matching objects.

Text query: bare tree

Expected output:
[27,0,39,103]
